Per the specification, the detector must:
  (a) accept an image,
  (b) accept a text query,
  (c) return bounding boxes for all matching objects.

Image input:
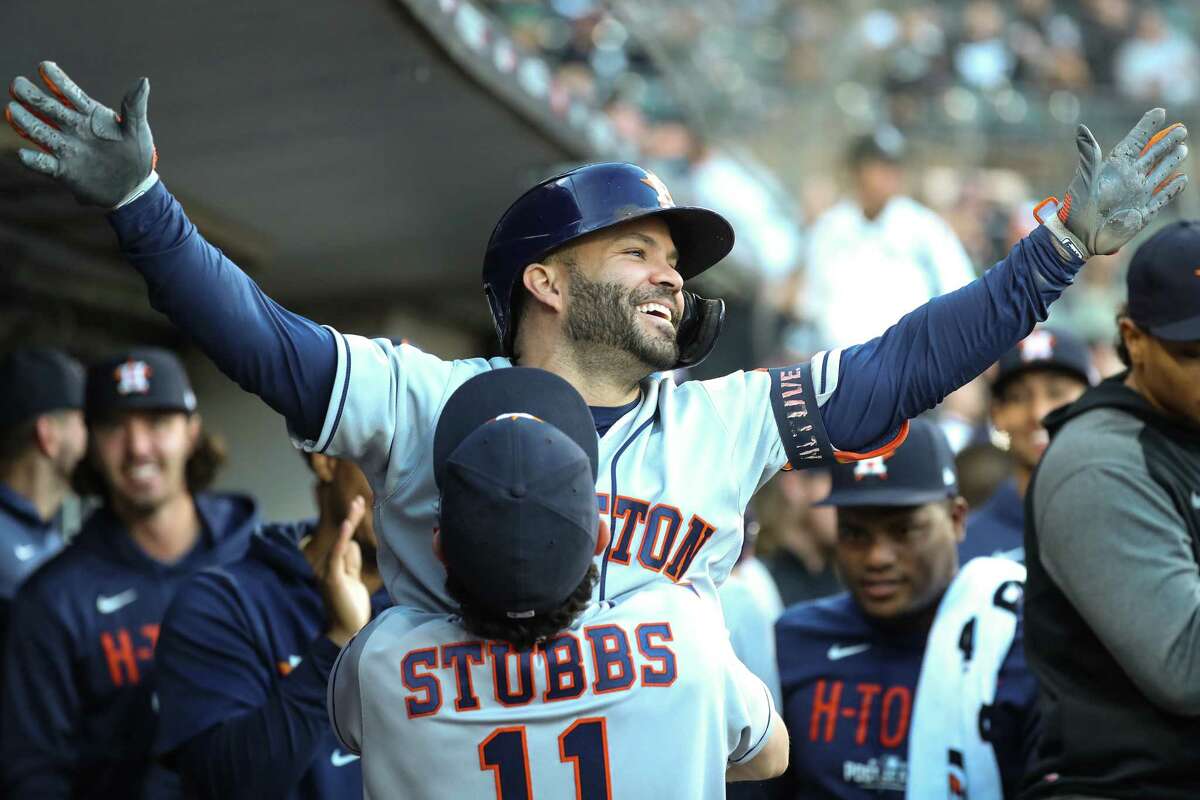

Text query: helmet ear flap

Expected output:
[484,282,512,356]
[674,292,725,369]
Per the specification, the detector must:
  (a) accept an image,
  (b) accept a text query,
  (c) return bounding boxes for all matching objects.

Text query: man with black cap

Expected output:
[1022,220,1200,799]
[959,326,1095,564]
[1,348,259,800]
[0,348,86,604]
[774,419,1037,799]
[328,367,789,798]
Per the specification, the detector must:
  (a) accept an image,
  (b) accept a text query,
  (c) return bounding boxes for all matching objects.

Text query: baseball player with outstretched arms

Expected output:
[3,62,1189,614]
[328,367,788,798]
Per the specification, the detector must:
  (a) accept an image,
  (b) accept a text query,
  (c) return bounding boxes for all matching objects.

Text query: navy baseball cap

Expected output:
[817,418,958,507]
[1127,220,1200,341]
[0,348,84,429]
[85,348,197,424]
[992,327,1095,397]
[433,368,600,619]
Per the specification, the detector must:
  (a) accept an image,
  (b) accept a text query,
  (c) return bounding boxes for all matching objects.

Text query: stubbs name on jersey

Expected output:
[401,620,677,717]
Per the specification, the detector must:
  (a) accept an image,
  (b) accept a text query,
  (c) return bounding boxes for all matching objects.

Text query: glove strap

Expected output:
[113,170,160,210]
[1034,196,1089,261]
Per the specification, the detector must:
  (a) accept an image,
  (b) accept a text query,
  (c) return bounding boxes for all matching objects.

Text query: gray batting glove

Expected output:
[1039,108,1188,260]
[6,61,156,208]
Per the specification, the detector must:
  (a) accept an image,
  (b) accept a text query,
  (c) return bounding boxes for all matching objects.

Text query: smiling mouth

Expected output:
[860,580,902,600]
[122,463,162,487]
[636,302,674,324]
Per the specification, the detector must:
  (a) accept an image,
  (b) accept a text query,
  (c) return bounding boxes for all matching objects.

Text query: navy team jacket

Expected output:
[1,492,257,799]
[154,521,391,800]
[772,593,1039,799]
[960,478,1026,564]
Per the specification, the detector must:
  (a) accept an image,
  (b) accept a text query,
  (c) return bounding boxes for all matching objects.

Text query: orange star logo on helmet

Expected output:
[640,172,675,209]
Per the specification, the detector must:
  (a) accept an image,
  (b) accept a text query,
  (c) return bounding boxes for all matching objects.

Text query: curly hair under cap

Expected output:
[445,563,598,652]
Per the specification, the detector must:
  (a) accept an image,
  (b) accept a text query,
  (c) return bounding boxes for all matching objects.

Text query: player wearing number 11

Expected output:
[328,368,788,798]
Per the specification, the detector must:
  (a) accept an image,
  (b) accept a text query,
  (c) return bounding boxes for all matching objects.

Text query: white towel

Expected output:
[906,556,1026,800]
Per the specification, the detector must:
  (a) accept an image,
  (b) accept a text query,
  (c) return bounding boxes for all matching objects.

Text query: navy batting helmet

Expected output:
[482,162,734,368]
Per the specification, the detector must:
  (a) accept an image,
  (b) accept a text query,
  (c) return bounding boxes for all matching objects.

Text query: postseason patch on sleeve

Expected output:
[768,363,835,470]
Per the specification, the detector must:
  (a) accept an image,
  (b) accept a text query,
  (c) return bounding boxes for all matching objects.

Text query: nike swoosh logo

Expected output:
[13,545,36,562]
[96,589,138,614]
[331,749,359,767]
[827,643,871,661]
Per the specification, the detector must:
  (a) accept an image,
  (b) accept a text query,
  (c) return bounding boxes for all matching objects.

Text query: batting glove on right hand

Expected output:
[6,61,157,208]
[1037,108,1188,261]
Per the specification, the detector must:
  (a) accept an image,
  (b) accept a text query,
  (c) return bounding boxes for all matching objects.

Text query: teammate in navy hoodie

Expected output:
[773,420,1039,799]
[959,327,1093,564]
[1,348,258,799]
[154,451,390,799]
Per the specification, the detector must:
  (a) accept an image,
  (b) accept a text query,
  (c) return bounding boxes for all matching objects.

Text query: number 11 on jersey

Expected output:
[478,717,612,799]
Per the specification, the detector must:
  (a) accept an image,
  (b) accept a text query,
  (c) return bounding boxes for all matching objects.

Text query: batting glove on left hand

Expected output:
[6,61,157,208]
[1036,108,1188,260]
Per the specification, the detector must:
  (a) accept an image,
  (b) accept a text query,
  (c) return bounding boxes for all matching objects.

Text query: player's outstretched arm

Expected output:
[6,62,337,442]
[815,109,1188,455]
[726,709,789,782]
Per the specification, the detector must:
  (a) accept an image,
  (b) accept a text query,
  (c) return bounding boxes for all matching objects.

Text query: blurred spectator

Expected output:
[960,327,1094,565]
[882,5,950,97]
[0,349,85,603]
[755,469,841,607]
[687,139,804,286]
[799,131,976,349]
[954,1,1015,90]
[1115,8,1200,106]
[1049,250,1127,343]
[1078,0,1134,86]
[154,452,390,799]
[1009,0,1089,90]
[2,349,258,800]
[1023,222,1200,796]
[773,419,1036,798]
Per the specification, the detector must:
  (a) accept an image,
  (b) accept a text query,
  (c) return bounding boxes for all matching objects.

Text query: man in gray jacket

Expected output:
[1022,220,1200,800]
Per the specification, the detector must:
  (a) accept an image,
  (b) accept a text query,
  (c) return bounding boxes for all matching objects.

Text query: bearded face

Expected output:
[562,265,679,372]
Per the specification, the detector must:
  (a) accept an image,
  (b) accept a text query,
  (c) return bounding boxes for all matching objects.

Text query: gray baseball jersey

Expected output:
[294,334,852,611]
[328,583,776,799]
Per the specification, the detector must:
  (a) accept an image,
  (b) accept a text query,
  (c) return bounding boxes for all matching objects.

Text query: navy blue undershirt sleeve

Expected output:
[107,181,336,442]
[819,226,1083,452]
[154,576,340,799]
[169,639,339,800]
